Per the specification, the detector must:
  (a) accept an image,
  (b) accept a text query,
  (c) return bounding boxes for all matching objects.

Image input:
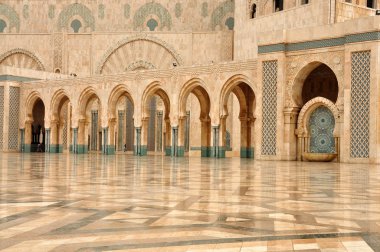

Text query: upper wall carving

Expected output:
[57,3,95,32]
[0,4,20,32]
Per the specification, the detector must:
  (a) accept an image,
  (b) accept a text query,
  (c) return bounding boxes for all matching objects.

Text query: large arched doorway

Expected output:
[77,88,102,154]
[24,98,45,152]
[220,76,256,158]
[141,83,171,156]
[178,79,211,157]
[50,90,72,153]
[108,85,134,155]
[293,63,340,161]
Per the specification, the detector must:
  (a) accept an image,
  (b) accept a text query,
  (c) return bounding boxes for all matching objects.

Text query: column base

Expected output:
[201,146,211,157]
[105,145,115,155]
[241,147,254,158]
[134,145,148,156]
[49,144,63,153]
[210,146,226,158]
[76,145,88,154]
[165,146,171,156]
[23,144,32,153]
[177,146,185,157]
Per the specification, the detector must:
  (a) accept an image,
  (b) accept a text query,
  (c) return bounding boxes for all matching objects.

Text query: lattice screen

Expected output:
[350,51,371,158]
[8,87,20,150]
[0,87,4,150]
[261,61,278,156]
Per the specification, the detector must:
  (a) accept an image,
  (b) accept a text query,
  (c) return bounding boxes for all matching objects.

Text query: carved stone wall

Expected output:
[285,51,344,109]
[8,87,19,150]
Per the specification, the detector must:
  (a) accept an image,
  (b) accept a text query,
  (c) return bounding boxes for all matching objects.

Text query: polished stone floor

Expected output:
[0,153,380,251]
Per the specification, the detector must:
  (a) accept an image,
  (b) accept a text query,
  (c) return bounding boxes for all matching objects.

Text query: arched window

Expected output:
[251,4,257,18]
[367,0,375,8]
[70,19,82,33]
[301,0,310,4]
[274,0,284,11]
[147,19,158,31]
[0,19,7,33]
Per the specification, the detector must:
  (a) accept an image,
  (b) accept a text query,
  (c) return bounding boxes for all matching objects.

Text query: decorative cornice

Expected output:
[258,31,380,54]
[23,60,257,90]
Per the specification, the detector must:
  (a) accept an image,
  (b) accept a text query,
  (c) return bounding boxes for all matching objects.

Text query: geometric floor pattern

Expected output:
[0,153,379,251]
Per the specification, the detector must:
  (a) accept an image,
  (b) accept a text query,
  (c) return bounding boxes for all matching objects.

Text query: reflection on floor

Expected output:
[0,153,379,251]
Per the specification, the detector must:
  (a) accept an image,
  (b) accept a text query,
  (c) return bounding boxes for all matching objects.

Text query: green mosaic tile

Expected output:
[0,4,20,32]
[57,3,95,32]
[133,3,172,31]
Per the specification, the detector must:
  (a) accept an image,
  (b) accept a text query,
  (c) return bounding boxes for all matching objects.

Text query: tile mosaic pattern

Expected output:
[57,3,95,32]
[350,51,370,158]
[133,3,172,31]
[0,154,379,251]
[0,87,3,150]
[0,4,20,32]
[8,87,19,150]
[309,106,335,153]
[261,61,278,156]
[210,0,235,31]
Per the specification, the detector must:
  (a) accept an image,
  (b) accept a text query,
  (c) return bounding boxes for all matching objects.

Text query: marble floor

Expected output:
[0,153,380,252]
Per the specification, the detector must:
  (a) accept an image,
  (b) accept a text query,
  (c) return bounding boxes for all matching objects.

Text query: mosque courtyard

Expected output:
[0,153,378,251]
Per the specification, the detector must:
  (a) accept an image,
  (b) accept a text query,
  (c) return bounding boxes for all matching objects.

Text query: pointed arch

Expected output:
[220,74,256,117]
[25,91,43,119]
[78,87,101,117]
[292,61,340,107]
[0,48,45,71]
[142,81,171,119]
[50,89,71,120]
[96,35,183,74]
[297,97,340,137]
[179,78,211,119]
[108,84,134,119]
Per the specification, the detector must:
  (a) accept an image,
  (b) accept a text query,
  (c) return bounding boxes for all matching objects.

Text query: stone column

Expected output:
[177,117,185,157]
[219,116,227,158]
[72,128,78,154]
[211,126,219,158]
[20,129,25,152]
[156,111,163,152]
[24,120,33,152]
[77,119,87,154]
[106,119,116,155]
[283,108,299,161]
[164,118,171,156]
[140,118,149,156]
[200,118,211,157]
[172,126,179,157]
[45,128,51,153]
[134,127,142,156]
[240,117,254,158]
[50,120,58,153]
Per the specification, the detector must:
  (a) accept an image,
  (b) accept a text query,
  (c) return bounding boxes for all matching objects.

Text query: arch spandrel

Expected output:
[286,53,344,109]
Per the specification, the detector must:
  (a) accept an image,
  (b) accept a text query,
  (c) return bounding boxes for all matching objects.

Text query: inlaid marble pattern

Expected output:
[0,153,379,251]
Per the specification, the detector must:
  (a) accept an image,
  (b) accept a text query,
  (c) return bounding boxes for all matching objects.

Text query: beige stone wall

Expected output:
[336,1,377,23]
[0,0,234,33]
[0,31,233,76]
[234,0,332,61]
